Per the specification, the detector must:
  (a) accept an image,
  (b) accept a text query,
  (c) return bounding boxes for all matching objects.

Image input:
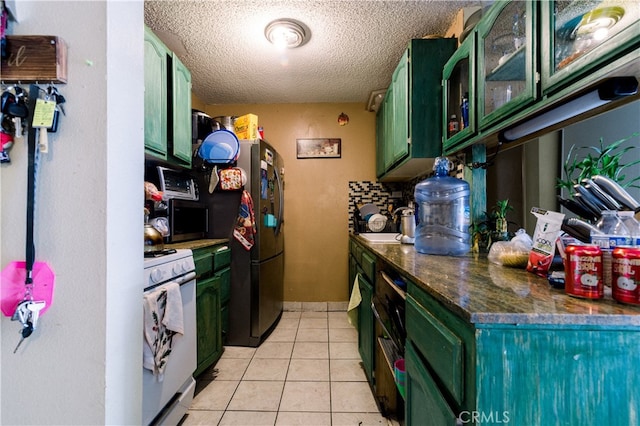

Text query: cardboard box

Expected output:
[234,114,259,140]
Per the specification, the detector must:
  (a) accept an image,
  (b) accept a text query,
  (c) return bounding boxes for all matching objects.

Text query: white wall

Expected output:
[0,1,143,424]
[561,100,640,203]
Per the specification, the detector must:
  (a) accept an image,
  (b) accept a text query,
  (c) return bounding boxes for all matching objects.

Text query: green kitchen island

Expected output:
[349,234,640,425]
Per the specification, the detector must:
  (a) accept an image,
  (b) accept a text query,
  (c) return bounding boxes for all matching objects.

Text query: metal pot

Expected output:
[400,211,416,238]
[394,207,416,239]
[212,116,236,131]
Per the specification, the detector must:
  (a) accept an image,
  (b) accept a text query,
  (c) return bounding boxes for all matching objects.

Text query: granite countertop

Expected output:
[165,238,229,251]
[352,234,640,327]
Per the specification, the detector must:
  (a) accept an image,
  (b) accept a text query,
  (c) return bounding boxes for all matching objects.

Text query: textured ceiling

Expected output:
[144,0,486,105]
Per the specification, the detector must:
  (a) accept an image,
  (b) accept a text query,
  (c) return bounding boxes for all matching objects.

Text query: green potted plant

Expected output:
[493,199,514,242]
[557,133,640,195]
[470,199,515,252]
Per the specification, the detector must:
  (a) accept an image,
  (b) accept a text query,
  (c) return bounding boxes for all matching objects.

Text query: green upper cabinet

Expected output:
[377,38,456,182]
[443,0,639,154]
[375,98,386,177]
[476,0,537,129]
[172,54,193,164]
[382,82,395,172]
[144,26,192,168]
[390,50,409,167]
[541,0,640,95]
[144,28,169,159]
[442,35,476,152]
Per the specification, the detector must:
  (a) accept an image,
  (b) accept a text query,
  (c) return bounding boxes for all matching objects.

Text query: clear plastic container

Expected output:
[618,211,640,246]
[591,210,630,286]
[414,157,471,256]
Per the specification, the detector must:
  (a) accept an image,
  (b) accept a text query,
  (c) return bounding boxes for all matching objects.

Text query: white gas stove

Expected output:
[142,248,196,425]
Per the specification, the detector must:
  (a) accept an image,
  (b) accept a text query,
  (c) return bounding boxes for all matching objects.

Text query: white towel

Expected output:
[162,282,184,335]
[143,282,184,379]
[347,274,362,327]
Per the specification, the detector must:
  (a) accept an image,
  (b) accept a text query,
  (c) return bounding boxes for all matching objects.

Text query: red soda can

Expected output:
[612,246,640,305]
[565,245,603,299]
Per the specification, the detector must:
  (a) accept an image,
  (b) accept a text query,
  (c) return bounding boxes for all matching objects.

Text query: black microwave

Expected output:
[168,199,208,243]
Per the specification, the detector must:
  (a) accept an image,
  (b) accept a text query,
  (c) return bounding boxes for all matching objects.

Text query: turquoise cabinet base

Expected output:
[476,325,640,425]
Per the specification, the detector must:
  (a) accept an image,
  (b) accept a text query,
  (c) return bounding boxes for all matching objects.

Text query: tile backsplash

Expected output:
[349,158,464,232]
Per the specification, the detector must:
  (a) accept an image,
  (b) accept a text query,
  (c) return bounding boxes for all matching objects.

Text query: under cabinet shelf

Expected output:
[378,337,402,374]
[380,271,406,300]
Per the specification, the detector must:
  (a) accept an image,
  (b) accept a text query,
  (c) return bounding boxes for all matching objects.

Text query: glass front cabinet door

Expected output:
[442,35,475,153]
[541,0,640,95]
[476,1,536,129]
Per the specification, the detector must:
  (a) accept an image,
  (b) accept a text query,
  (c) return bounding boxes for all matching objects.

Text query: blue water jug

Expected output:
[414,157,471,256]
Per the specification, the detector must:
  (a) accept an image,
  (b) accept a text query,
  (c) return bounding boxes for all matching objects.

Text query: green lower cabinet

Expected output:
[194,275,222,377]
[406,278,640,425]
[221,304,229,343]
[218,266,231,343]
[357,272,375,383]
[192,244,230,377]
[475,325,640,425]
[405,340,458,425]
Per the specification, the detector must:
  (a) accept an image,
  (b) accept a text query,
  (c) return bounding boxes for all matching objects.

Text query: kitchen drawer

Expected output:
[405,340,458,425]
[354,244,363,266]
[349,239,358,257]
[212,247,231,271]
[406,295,464,405]
[361,251,376,283]
[193,252,213,278]
[218,267,231,304]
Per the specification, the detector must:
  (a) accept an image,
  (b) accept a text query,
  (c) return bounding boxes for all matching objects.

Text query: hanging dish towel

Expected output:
[347,274,362,327]
[220,167,243,190]
[233,190,257,250]
[143,282,184,379]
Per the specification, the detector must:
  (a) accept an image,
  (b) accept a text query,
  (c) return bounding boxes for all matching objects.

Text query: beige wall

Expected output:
[204,104,376,302]
[1,2,144,424]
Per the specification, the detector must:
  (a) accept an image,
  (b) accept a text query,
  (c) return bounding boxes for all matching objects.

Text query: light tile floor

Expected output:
[183,311,391,426]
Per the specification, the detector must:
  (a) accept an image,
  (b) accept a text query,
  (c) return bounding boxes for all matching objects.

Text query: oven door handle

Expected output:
[145,271,196,292]
[175,271,196,285]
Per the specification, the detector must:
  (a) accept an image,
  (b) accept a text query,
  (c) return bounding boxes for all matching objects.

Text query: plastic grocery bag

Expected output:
[488,229,533,268]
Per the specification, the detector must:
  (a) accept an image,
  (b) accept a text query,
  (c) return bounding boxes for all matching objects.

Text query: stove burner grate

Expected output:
[144,249,177,258]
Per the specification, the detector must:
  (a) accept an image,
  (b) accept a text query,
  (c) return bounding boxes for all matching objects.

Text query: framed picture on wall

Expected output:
[296,138,341,159]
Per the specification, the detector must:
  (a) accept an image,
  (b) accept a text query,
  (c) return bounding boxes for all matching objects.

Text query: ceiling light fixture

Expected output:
[265,19,310,49]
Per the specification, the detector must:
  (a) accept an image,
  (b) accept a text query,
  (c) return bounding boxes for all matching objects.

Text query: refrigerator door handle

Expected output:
[274,166,284,236]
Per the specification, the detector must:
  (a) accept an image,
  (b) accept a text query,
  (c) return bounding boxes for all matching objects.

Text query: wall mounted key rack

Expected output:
[1,35,68,83]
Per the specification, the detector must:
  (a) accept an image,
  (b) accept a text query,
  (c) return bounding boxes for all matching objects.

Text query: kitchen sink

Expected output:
[358,233,401,244]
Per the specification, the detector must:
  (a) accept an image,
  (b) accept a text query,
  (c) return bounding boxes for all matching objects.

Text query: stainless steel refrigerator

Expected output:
[208,139,284,347]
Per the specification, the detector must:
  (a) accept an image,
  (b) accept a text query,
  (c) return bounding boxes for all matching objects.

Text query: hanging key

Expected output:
[13,321,34,353]
[47,87,65,133]
[27,301,46,330]
[11,300,34,353]
[54,92,66,116]
[11,300,45,353]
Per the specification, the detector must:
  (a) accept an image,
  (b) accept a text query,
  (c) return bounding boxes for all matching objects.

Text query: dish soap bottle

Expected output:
[414,157,471,256]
